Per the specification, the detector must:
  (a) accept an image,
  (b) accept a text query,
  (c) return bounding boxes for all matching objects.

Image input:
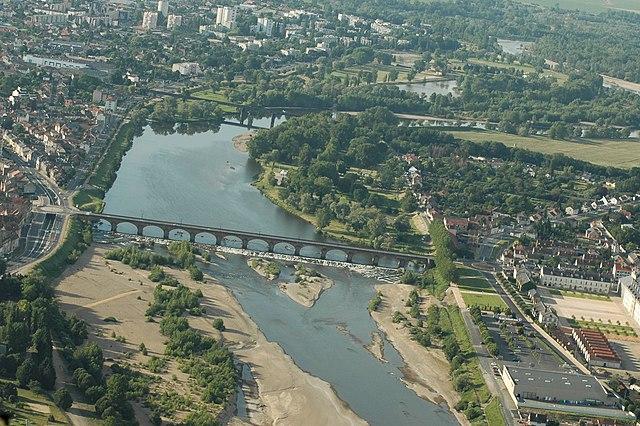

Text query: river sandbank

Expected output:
[232,131,256,152]
[56,245,365,426]
[279,264,333,308]
[370,284,469,426]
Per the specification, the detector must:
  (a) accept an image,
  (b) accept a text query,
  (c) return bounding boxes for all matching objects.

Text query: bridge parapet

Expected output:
[76,212,432,269]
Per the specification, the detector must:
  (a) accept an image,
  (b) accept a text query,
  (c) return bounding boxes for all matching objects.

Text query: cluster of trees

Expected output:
[159,317,236,405]
[65,343,144,425]
[105,242,204,279]
[429,221,458,293]
[146,284,203,317]
[0,259,89,415]
[469,306,499,356]
[150,98,224,125]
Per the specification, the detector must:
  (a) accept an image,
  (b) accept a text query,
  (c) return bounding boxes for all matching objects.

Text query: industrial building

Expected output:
[502,365,632,422]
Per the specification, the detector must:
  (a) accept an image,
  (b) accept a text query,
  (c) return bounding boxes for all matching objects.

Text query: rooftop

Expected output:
[505,365,615,406]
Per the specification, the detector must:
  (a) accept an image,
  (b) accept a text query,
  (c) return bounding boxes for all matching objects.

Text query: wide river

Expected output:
[102,120,458,425]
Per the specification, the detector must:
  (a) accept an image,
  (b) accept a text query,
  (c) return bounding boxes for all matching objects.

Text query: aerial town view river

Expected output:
[100,120,459,425]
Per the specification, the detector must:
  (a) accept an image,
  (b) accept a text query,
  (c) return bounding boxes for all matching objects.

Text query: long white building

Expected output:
[621,269,640,328]
[539,266,618,294]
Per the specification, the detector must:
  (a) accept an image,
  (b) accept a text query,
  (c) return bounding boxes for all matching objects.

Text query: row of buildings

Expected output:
[0,159,32,256]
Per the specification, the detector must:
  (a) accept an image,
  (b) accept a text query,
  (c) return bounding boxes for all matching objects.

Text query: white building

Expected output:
[216,6,237,29]
[142,11,158,30]
[621,269,640,328]
[22,54,87,70]
[539,266,618,294]
[255,16,274,36]
[167,14,182,29]
[157,0,168,16]
[171,62,200,76]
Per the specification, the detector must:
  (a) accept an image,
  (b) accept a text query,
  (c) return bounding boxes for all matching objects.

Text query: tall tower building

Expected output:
[157,0,168,16]
[215,6,237,29]
[142,11,158,30]
[167,14,182,30]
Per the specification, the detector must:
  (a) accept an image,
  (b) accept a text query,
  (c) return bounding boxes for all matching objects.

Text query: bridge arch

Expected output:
[194,232,217,245]
[273,242,296,255]
[114,221,139,236]
[246,239,270,252]
[168,228,191,241]
[142,225,165,239]
[299,245,321,258]
[324,249,348,262]
[221,235,244,249]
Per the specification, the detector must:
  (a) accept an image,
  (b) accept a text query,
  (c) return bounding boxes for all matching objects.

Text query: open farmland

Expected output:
[449,130,640,168]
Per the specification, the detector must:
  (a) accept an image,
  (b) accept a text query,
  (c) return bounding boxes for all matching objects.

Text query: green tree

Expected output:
[53,388,73,410]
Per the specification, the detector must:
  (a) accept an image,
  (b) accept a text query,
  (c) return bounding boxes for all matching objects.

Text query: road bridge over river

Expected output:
[73,211,432,268]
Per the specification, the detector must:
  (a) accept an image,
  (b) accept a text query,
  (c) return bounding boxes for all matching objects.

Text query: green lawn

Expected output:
[569,318,638,337]
[549,288,611,301]
[484,397,506,426]
[449,129,640,169]
[189,89,237,113]
[461,292,509,311]
[458,276,496,293]
[467,58,568,82]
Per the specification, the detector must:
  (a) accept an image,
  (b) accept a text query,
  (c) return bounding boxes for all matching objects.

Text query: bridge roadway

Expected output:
[76,212,432,268]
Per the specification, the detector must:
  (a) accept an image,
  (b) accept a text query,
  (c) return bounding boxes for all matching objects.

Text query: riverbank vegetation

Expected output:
[0,225,94,422]
[392,288,492,423]
[74,108,148,213]
[105,241,204,280]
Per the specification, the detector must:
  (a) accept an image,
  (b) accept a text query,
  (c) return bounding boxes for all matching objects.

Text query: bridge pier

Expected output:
[371,255,379,266]
[293,245,301,256]
[346,252,354,263]
[270,113,276,128]
[398,259,408,269]
[320,248,329,260]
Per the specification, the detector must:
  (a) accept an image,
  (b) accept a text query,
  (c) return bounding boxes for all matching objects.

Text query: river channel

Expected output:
[102,121,459,425]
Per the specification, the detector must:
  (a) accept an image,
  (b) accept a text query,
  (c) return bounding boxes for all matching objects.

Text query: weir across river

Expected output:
[75,211,432,268]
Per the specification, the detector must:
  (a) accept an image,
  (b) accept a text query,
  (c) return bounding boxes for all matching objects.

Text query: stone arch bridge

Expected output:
[76,212,432,269]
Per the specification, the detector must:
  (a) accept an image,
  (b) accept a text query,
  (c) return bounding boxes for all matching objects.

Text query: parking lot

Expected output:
[482,314,577,373]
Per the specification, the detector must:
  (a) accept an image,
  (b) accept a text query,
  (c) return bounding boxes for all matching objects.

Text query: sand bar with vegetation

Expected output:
[370,284,469,426]
[56,245,365,426]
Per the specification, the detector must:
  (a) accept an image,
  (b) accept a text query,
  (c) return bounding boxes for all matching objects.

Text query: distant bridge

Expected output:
[75,212,432,268]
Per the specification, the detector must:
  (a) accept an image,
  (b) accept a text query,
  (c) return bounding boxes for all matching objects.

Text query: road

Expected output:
[6,162,70,273]
[450,285,517,426]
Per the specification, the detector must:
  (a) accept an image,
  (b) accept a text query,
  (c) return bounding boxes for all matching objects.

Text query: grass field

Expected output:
[467,58,568,82]
[484,397,506,426]
[521,0,640,13]
[442,307,492,408]
[549,288,611,301]
[458,276,495,293]
[190,89,237,113]
[461,292,509,311]
[0,380,68,425]
[449,129,640,168]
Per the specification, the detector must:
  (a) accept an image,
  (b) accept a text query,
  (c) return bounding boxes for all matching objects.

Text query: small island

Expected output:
[247,257,282,280]
[279,264,333,308]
